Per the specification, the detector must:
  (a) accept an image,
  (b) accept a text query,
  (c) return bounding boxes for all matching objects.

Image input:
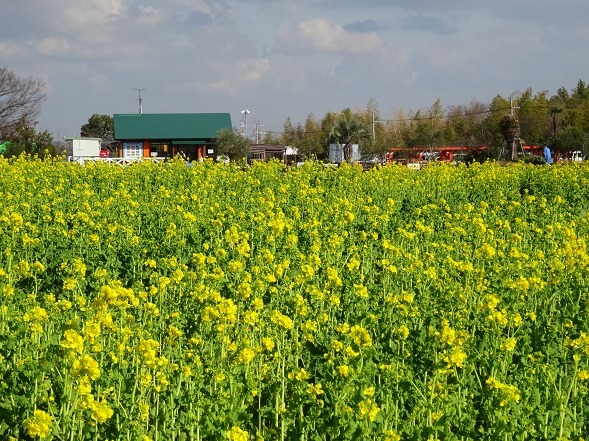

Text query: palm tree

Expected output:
[327,111,370,162]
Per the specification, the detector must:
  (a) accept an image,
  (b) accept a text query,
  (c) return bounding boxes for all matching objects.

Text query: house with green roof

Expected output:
[113,113,232,161]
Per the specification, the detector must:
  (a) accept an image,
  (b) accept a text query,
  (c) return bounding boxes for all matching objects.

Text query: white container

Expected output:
[65,137,102,157]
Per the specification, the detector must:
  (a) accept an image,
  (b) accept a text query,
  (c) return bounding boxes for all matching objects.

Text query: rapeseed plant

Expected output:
[2,159,589,439]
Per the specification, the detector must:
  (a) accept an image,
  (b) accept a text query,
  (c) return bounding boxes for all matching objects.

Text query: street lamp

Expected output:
[241,109,250,139]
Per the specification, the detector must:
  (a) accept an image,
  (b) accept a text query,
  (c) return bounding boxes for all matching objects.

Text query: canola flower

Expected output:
[226,426,249,441]
[500,337,517,352]
[61,329,85,353]
[91,399,114,423]
[358,398,380,422]
[349,325,372,347]
[237,347,256,364]
[71,354,101,381]
[23,409,53,439]
[486,377,521,406]
[23,306,48,334]
[1,159,589,439]
[271,310,293,330]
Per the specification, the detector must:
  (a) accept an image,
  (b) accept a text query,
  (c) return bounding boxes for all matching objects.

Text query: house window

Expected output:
[252,152,265,161]
[123,142,143,158]
[150,143,170,157]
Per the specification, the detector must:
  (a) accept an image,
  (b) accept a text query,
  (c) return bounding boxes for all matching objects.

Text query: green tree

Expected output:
[389,108,409,149]
[358,97,390,154]
[444,101,489,146]
[3,119,56,158]
[294,113,325,159]
[281,117,297,147]
[555,126,588,155]
[80,114,116,152]
[516,88,552,145]
[261,130,282,145]
[444,105,464,145]
[327,109,370,161]
[565,80,589,134]
[214,128,250,161]
[407,113,442,149]
[404,100,446,151]
[485,95,512,159]
[279,113,329,160]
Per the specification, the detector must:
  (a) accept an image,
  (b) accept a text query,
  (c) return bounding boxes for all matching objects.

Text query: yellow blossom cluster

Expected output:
[486,377,521,406]
[1,158,589,439]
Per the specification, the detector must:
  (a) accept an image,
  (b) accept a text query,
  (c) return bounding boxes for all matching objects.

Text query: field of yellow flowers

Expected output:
[1,157,589,440]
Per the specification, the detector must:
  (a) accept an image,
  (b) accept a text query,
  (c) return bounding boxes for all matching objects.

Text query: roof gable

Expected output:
[114,113,232,140]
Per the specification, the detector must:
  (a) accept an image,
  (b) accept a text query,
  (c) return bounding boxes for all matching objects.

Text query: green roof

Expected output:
[113,113,232,140]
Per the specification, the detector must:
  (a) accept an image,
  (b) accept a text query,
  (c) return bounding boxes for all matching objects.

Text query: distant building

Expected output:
[113,113,232,161]
[63,137,102,157]
[284,146,304,166]
[249,144,286,162]
[329,143,360,163]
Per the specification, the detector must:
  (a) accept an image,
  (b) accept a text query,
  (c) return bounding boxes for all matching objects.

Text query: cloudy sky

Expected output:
[2,0,588,140]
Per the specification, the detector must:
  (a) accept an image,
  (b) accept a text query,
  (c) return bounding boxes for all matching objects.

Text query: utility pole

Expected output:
[509,92,521,161]
[254,121,267,144]
[372,111,387,141]
[134,88,146,114]
[241,110,250,139]
[509,96,519,117]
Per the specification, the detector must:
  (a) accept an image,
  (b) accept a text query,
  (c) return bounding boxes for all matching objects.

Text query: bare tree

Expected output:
[0,67,46,136]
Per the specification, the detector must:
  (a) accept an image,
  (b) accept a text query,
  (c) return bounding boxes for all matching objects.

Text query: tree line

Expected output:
[256,82,589,162]
[1,65,588,161]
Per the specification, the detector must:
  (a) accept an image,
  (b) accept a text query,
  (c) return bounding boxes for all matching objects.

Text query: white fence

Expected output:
[67,157,168,166]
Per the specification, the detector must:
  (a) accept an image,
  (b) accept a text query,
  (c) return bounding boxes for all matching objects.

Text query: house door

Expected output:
[123,142,143,159]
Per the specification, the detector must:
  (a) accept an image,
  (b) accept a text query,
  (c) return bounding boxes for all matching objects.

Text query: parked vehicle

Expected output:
[571,151,584,162]
[419,151,439,161]
[358,153,386,170]
[451,152,469,165]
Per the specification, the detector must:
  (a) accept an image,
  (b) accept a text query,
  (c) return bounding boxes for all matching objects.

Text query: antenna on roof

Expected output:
[133,88,146,114]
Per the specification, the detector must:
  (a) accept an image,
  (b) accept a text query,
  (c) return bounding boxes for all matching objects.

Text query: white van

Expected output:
[571,151,584,162]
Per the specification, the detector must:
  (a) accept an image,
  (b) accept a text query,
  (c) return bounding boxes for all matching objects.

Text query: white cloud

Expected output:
[37,38,72,56]
[60,0,125,28]
[0,41,21,58]
[178,0,215,14]
[234,59,271,83]
[88,73,109,87]
[167,57,271,97]
[297,18,384,54]
[132,5,168,27]
[201,80,237,95]
[173,0,225,15]
[165,79,238,96]
[1,0,588,138]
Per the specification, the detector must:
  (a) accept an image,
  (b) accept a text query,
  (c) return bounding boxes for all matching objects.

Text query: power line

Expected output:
[262,104,567,137]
